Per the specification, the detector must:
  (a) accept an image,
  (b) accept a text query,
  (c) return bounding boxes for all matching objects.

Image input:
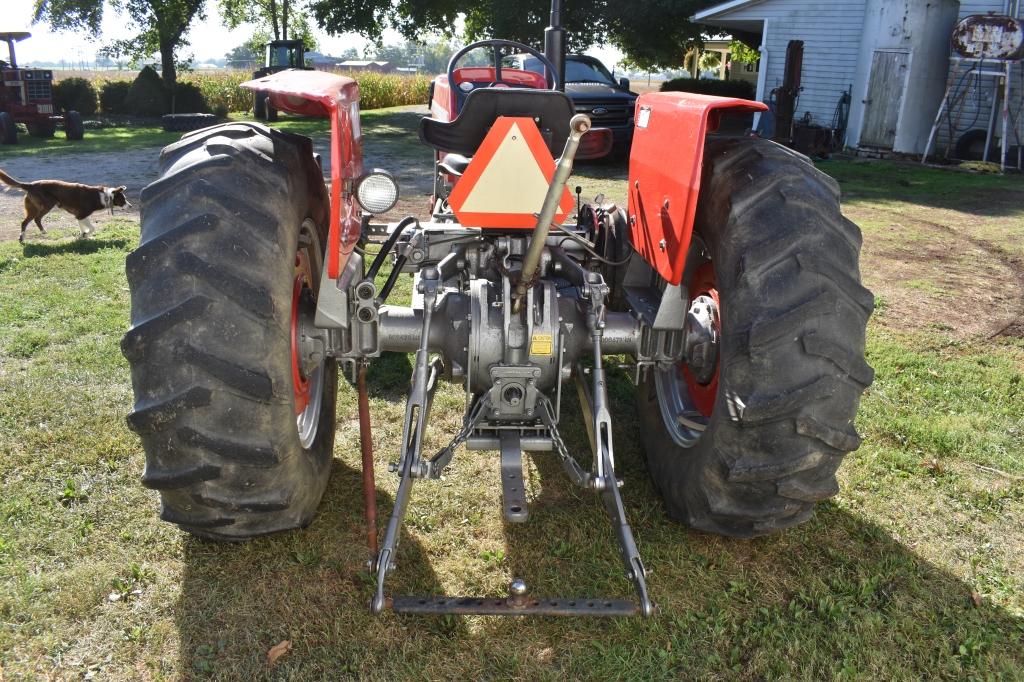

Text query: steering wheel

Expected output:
[446,39,560,110]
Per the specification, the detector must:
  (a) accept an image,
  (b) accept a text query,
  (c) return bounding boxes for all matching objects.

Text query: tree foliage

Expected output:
[729,39,760,65]
[224,41,259,68]
[34,0,205,88]
[369,38,457,73]
[308,0,721,69]
[221,0,319,52]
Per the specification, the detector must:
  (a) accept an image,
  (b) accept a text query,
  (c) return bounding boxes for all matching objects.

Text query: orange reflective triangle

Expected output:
[448,116,575,229]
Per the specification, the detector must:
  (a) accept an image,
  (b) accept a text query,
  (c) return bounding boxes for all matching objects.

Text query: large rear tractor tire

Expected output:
[253,90,267,120]
[637,138,874,537]
[0,112,18,144]
[122,122,337,540]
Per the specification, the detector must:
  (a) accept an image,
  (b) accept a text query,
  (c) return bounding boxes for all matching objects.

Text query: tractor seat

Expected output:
[419,87,574,157]
[438,153,471,176]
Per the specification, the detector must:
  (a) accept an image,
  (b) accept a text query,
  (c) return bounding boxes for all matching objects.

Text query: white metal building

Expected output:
[694,0,982,154]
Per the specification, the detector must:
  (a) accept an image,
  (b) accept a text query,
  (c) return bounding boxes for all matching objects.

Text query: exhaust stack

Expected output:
[544,0,566,91]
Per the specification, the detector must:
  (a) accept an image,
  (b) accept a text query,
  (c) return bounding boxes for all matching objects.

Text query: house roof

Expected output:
[337,60,391,67]
[692,0,768,32]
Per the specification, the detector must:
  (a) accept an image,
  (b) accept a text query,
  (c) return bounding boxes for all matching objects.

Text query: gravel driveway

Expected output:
[0,107,432,242]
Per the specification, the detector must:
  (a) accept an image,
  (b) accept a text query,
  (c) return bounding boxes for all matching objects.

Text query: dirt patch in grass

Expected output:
[852,205,1024,338]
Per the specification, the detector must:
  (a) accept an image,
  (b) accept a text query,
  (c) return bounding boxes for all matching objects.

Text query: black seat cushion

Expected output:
[419,88,573,156]
[438,153,471,176]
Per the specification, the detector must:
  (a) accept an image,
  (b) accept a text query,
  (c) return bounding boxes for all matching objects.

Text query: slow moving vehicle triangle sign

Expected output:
[448,116,575,229]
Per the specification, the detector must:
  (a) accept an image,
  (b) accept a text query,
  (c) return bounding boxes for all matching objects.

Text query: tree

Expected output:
[221,0,317,47]
[461,0,603,52]
[368,38,456,73]
[224,42,259,68]
[729,39,760,65]
[308,0,722,69]
[34,0,205,90]
[221,0,319,67]
[605,0,709,71]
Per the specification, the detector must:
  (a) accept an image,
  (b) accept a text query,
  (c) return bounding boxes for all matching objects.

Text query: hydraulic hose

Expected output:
[366,216,417,282]
[375,254,408,306]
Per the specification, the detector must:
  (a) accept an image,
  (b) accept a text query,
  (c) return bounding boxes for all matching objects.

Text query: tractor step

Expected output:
[500,432,529,523]
[390,580,639,617]
[391,596,639,617]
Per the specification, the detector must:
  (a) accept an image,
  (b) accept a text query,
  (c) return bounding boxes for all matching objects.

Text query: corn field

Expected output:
[63,69,432,114]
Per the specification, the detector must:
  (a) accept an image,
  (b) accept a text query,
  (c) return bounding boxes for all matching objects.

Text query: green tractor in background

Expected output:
[252,39,309,121]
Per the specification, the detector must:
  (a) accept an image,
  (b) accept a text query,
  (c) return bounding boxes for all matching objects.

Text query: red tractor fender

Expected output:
[627,92,767,286]
[241,69,364,278]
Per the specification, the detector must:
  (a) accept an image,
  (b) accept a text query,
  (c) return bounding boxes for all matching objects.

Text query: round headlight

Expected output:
[355,170,399,215]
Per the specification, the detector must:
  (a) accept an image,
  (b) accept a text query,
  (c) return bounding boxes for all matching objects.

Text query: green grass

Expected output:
[1,122,1023,679]
[0,111,352,159]
[0,123,182,157]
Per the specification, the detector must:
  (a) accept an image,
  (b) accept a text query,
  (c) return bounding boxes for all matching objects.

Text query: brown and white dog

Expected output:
[0,168,131,243]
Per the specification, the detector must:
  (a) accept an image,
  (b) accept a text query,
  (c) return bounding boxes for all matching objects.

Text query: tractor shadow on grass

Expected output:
[171,364,1022,677]
[21,236,128,258]
[485,367,1023,676]
[173,453,463,678]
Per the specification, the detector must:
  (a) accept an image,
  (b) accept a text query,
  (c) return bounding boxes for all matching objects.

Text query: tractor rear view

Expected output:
[122,1,872,617]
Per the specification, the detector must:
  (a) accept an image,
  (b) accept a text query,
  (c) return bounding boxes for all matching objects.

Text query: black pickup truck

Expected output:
[505,53,638,159]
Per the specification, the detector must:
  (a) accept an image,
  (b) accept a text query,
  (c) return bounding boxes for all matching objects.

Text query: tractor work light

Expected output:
[354,170,399,215]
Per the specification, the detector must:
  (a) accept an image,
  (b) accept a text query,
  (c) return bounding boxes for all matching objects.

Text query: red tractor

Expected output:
[122,2,872,618]
[0,32,85,145]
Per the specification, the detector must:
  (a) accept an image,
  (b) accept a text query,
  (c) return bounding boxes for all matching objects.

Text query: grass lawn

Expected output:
[0,114,1022,679]
[0,115,332,159]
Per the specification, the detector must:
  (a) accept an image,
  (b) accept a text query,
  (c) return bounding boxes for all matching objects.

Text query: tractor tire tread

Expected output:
[127,387,212,434]
[120,295,213,362]
[142,463,222,490]
[637,137,872,537]
[176,427,283,467]
[123,121,336,541]
[173,343,275,402]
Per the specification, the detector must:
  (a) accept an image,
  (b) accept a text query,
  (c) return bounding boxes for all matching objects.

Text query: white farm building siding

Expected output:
[696,0,869,133]
[695,0,992,155]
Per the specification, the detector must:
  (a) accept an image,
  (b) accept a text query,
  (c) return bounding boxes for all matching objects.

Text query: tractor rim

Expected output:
[654,256,721,448]
[291,220,325,449]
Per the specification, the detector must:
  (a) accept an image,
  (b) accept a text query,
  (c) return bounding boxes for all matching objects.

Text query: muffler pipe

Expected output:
[544,0,566,91]
[514,113,591,311]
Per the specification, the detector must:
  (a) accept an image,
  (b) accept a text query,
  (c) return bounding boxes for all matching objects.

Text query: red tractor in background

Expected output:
[122,1,873,618]
[0,32,85,145]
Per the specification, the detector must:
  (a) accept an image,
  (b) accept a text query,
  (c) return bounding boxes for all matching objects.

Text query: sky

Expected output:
[5,0,622,68]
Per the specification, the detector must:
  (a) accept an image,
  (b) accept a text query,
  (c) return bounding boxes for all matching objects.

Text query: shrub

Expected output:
[659,78,757,100]
[99,80,132,115]
[124,66,168,117]
[170,82,209,113]
[55,68,435,115]
[52,77,98,116]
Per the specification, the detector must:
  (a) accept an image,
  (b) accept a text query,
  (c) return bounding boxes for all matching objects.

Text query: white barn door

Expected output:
[860,50,910,149]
